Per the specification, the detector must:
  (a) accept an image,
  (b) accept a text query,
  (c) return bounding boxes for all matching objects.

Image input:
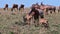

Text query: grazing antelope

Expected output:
[11,4,18,11]
[4,4,8,10]
[58,6,60,13]
[19,4,24,11]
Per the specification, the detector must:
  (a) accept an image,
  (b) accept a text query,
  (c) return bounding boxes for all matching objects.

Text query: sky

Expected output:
[0,0,60,8]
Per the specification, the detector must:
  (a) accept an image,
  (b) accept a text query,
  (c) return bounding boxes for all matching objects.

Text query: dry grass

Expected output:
[0,8,60,34]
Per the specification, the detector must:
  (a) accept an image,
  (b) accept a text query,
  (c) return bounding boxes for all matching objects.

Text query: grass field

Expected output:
[0,8,60,34]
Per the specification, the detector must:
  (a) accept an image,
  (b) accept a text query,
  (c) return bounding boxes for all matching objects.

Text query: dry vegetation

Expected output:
[0,8,60,34]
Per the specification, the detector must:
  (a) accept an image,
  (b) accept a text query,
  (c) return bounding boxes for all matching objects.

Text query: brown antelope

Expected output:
[19,4,24,11]
[11,4,18,11]
[4,4,8,10]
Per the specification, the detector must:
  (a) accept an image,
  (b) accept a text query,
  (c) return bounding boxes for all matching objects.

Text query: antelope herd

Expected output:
[4,3,60,14]
[4,4,24,11]
[3,3,60,28]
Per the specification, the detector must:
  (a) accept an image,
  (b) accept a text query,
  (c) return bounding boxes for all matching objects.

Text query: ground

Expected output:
[0,8,60,34]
